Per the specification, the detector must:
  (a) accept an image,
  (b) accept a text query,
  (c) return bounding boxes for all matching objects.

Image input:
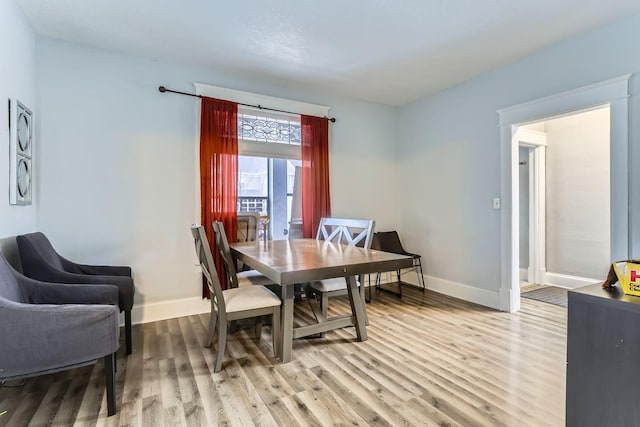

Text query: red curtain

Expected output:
[200,97,238,295]
[301,115,331,238]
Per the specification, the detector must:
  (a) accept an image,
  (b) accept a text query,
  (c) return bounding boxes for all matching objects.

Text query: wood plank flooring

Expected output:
[0,286,567,426]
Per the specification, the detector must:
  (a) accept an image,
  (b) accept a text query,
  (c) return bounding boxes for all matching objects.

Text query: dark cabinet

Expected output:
[566,284,640,426]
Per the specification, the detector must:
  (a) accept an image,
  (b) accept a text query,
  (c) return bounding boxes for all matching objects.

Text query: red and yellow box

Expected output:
[607,261,640,296]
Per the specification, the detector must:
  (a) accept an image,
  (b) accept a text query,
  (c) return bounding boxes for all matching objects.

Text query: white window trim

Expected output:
[239,105,299,121]
[194,83,330,117]
[239,140,300,160]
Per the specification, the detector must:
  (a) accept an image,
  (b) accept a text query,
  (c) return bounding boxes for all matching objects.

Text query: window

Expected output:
[238,156,268,213]
[194,83,330,240]
[237,107,302,240]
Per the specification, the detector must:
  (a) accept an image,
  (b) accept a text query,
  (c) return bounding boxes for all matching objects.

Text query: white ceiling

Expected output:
[16,0,640,106]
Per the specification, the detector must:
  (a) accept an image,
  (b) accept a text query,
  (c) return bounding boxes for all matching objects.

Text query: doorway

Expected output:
[497,75,630,312]
[517,107,611,303]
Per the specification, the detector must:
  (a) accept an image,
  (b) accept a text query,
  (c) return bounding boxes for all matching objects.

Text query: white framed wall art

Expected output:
[9,99,33,205]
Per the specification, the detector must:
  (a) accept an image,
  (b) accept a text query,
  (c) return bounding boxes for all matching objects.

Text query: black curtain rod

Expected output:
[158,86,336,122]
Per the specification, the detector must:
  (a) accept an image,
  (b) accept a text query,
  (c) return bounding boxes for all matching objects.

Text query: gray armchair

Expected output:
[0,254,120,416]
[16,232,135,354]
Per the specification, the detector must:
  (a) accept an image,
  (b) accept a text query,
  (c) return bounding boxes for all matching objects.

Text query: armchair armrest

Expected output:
[0,300,120,380]
[60,256,131,277]
[80,264,131,277]
[16,275,119,306]
[23,267,135,310]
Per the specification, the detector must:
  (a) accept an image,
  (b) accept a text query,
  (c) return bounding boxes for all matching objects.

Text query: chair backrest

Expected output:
[190,225,225,312]
[370,231,405,254]
[212,221,241,289]
[0,236,23,274]
[237,213,260,242]
[17,232,66,272]
[316,218,376,249]
[0,254,24,304]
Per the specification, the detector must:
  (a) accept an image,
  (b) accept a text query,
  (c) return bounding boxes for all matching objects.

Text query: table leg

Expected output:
[346,275,368,342]
[359,276,369,325]
[280,285,294,363]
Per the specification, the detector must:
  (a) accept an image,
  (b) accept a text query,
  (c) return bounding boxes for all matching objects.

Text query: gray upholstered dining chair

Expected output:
[237,212,261,242]
[16,232,135,355]
[0,253,120,416]
[236,213,261,271]
[305,217,376,328]
[191,225,281,372]
[212,221,274,288]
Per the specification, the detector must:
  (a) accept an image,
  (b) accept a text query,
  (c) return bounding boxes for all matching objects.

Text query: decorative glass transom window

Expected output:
[238,111,301,145]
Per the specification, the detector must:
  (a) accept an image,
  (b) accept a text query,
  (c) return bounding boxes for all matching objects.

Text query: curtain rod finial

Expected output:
[159,86,167,93]
[329,117,336,123]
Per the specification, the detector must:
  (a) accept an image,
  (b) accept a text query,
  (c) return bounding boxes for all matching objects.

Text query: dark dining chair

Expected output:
[16,232,135,355]
[370,230,425,298]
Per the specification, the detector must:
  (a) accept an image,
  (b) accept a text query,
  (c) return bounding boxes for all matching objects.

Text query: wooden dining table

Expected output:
[229,238,414,362]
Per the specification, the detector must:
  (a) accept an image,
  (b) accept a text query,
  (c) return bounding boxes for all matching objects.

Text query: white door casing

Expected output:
[516,128,547,286]
[497,75,630,312]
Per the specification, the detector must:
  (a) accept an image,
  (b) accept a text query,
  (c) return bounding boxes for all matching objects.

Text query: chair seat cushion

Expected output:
[237,270,274,287]
[223,285,281,313]
[309,277,361,293]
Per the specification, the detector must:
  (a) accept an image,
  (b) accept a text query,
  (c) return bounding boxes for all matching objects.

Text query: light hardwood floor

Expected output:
[0,286,567,426]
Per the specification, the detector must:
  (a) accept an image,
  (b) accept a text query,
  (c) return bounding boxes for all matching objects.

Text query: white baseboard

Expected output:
[370,271,500,310]
[543,271,600,289]
[424,275,501,310]
[126,296,210,326]
[124,272,504,326]
[519,268,528,281]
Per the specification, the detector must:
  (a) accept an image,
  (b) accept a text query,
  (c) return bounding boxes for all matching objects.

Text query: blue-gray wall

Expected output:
[0,1,37,237]
[34,38,400,308]
[397,13,640,304]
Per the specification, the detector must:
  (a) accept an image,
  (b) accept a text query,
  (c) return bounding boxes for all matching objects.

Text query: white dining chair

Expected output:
[191,225,281,372]
[306,217,376,330]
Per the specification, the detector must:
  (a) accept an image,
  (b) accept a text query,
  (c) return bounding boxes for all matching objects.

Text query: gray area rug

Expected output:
[521,286,568,308]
